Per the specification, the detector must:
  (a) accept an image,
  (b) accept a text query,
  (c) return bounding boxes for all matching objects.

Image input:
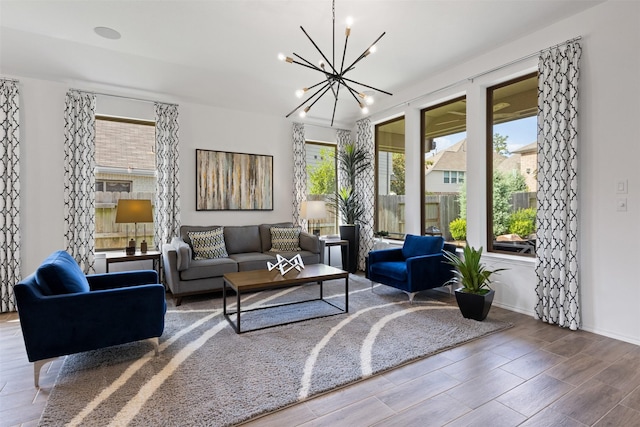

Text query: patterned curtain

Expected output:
[292,123,307,228]
[154,102,180,248]
[64,90,96,274]
[355,119,375,271]
[1,79,20,312]
[336,129,351,194]
[535,42,581,330]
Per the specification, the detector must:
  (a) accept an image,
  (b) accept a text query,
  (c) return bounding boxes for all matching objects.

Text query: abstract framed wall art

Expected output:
[196,149,273,211]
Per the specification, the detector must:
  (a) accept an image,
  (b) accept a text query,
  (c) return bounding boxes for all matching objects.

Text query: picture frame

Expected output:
[196,149,273,211]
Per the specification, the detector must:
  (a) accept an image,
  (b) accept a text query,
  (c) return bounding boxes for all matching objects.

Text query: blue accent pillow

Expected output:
[35,251,90,295]
[402,235,444,259]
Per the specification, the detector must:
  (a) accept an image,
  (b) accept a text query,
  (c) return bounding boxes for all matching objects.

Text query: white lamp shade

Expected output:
[301,200,327,220]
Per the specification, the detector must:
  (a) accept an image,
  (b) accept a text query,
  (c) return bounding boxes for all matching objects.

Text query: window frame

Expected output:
[485,72,538,257]
[94,114,156,252]
[420,95,467,237]
[375,115,406,241]
[305,140,338,235]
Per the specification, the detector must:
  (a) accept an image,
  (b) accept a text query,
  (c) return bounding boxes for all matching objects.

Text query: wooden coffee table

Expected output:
[222,264,349,334]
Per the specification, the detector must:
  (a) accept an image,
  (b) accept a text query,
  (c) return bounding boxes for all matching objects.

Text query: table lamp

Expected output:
[301,200,327,236]
[115,199,153,254]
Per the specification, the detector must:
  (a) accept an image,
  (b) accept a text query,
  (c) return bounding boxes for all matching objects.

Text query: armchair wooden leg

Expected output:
[33,357,57,388]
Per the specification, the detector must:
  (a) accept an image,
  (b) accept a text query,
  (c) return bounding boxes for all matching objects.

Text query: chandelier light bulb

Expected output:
[365,95,374,105]
[318,60,325,69]
[295,89,304,98]
[346,16,353,28]
[278,53,293,63]
[299,106,310,118]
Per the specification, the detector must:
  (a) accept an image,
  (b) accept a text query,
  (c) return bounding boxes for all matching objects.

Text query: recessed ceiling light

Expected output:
[94,26,121,40]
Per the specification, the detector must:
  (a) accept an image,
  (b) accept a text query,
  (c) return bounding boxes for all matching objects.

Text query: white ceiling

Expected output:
[0,0,603,128]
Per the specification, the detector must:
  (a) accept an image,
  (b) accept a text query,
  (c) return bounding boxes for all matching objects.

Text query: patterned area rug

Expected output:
[39,274,510,426]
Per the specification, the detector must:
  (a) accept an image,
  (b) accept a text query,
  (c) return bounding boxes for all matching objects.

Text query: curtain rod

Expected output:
[374,36,582,115]
[70,88,179,107]
[1,78,20,83]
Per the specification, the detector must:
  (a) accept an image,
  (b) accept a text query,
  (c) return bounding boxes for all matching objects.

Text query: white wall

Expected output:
[16,77,294,275]
[370,0,640,345]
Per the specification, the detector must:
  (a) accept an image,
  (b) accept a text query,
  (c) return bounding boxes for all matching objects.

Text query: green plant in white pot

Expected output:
[443,243,507,321]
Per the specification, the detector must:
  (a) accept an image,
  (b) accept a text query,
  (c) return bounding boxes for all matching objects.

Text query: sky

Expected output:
[428,116,537,157]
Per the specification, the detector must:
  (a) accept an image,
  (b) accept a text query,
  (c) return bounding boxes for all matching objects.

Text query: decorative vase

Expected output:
[339,224,359,273]
[454,288,495,321]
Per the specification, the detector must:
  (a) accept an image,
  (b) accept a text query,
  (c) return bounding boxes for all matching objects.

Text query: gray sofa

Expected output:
[162,222,321,305]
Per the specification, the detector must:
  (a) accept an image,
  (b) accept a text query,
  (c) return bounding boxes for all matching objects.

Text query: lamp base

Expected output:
[141,240,148,254]
[126,239,136,255]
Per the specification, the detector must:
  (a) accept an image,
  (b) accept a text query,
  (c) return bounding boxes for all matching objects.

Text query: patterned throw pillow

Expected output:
[188,228,228,260]
[269,226,301,252]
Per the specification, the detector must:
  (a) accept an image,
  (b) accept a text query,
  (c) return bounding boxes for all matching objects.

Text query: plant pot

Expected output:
[454,288,495,321]
[339,224,359,273]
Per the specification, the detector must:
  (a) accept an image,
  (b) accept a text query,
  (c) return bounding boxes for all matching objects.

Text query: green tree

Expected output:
[492,170,527,236]
[390,153,405,195]
[454,170,526,237]
[307,148,336,195]
[493,133,510,156]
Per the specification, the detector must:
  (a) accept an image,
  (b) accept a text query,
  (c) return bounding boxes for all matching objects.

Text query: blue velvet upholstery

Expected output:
[14,251,166,386]
[35,250,90,295]
[368,235,456,301]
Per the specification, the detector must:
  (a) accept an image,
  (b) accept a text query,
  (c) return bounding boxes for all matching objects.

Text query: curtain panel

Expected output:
[336,129,351,193]
[154,102,180,248]
[355,119,375,271]
[292,123,307,228]
[0,79,20,312]
[64,90,96,274]
[535,42,581,330]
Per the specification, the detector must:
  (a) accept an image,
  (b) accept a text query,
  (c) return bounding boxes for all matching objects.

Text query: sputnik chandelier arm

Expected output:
[279,0,392,126]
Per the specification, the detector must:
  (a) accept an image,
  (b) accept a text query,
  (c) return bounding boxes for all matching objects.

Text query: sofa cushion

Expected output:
[371,261,408,282]
[35,250,90,295]
[224,225,261,254]
[402,235,444,259]
[188,228,228,260]
[181,225,220,248]
[179,257,238,281]
[228,252,276,271]
[259,222,294,252]
[269,226,302,252]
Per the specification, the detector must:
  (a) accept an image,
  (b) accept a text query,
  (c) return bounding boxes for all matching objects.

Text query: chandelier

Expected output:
[279,0,392,126]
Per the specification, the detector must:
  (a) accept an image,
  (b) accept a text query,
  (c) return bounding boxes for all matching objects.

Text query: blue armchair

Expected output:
[14,250,167,387]
[368,235,456,302]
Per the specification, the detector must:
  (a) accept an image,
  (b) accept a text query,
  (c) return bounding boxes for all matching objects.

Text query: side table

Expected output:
[104,250,162,284]
[320,238,349,270]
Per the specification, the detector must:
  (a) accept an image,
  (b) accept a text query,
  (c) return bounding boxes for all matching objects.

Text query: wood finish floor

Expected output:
[2,289,640,427]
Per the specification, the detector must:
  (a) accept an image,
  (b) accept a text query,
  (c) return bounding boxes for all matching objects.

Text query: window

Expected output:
[375,116,405,240]
[421,97,467,242]
[443,171,465,184]
[487,73,537,256]
[95,115,156,251]
[96,180,132,193]
[306,141,337,235]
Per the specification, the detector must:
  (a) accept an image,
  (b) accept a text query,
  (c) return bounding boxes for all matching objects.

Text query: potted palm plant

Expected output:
[443,244,507,321]
[330,142,371,273]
